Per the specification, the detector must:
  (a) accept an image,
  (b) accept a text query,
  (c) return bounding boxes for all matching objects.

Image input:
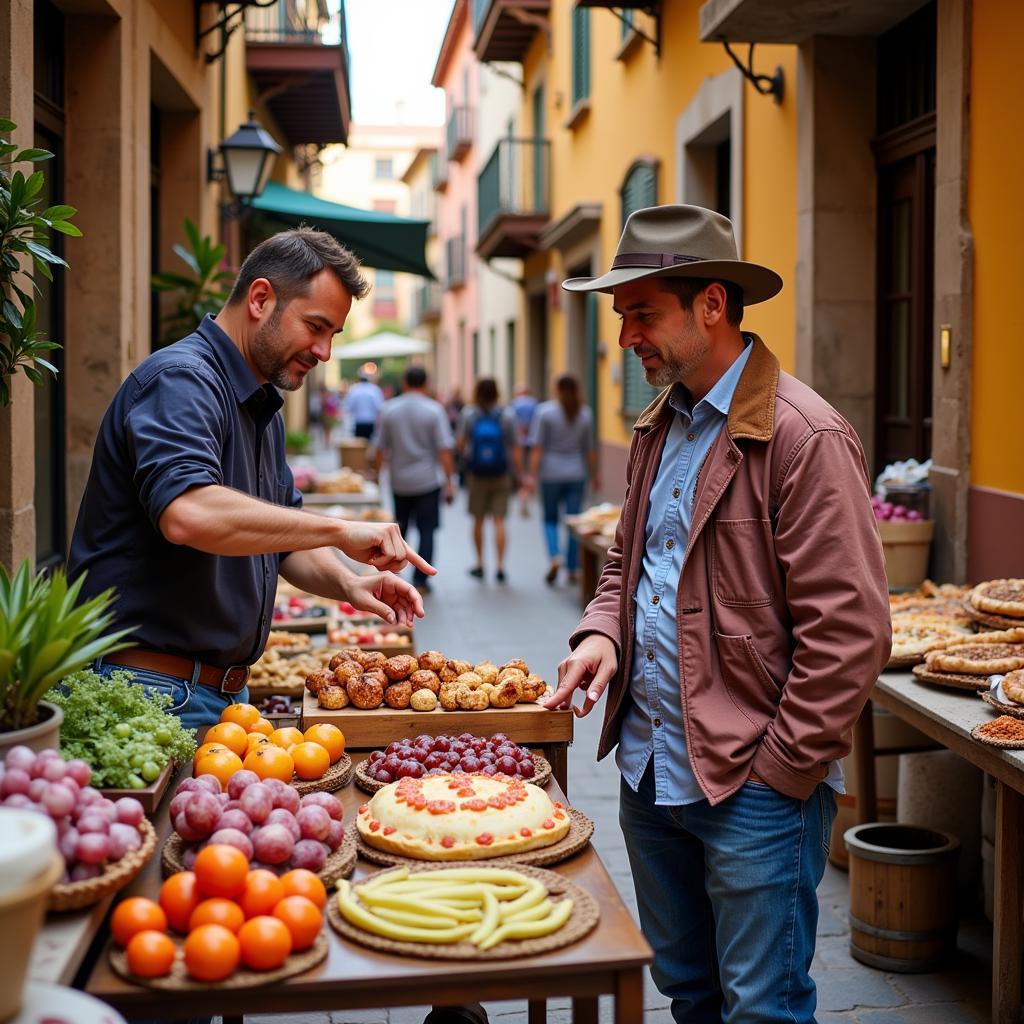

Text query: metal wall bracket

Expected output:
[609,6,661,58]
[194,0,277,65]
[722,40,784,103]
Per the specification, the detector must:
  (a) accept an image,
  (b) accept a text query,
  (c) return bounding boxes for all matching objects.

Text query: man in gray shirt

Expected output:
[372,365,455,594]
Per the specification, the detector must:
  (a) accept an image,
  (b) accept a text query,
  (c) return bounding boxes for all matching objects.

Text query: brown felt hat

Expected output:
[562,204,783,305]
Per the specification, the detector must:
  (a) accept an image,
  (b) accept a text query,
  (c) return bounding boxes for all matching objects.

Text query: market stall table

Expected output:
[302,481,382,507]
[853,671,1024,1023]
[566,527,612,609]
[83,755,651,1023]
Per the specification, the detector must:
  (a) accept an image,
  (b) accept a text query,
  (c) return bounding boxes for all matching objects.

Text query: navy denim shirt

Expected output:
[68,315,302,667]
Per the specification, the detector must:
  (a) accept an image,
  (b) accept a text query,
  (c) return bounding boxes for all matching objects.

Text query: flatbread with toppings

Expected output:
[889,622,975,661]
[1003,669,1024,705]
[970,579,1024,618]
[925,642,1024,676]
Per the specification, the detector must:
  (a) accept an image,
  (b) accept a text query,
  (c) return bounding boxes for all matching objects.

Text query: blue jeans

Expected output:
[619,765,836,1024]
[94,660,250,732]
[540,479,586,571]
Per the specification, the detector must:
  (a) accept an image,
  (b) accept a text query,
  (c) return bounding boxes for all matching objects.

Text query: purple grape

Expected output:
[226,770,260,801]
[296,805,330,842]
[239,783,273,824]
[94,798,118,823]
[76,811,110,835]
[65,759,91,787]
[28,778,49,802]
[325,819,345,851]
[251,823,294,865]
[175,777,204,795]
[269,783,300,815]
[299,791,342,821]
[70,862,102,881]
[266,808,301,841]
[114,798,145,826]
[183,791,222,838]
[193,774,223,796]
[495,756,519,775]
[2,768,31,797]
[58,826,80,863]
[4,745,36,773]
[76,832,111,864]
[3,793,32,809]
[42,783,75,819]
[108,822,142,860]
[169,791,195,821]
[181,846,198,870]
[174,811,207,844]
[77,786,102,806]
[40,758,67,782]
[481,764,499,776]
[208,827,254,861]
[906,509,923,521]
[373,769,393,784]
[288,838,326,872]
[518,759,535,778]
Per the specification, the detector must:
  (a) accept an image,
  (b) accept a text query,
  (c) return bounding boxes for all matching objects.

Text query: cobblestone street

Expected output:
[226,472,992,1023]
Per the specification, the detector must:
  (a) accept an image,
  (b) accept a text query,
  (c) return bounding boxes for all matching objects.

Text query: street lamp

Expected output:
[208,113,282,205]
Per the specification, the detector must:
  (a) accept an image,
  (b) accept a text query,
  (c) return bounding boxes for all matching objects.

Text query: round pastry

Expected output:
[500,658,530,676]
[410,688,438,712]
[520,675,545,702]
[384,654,418,681]
[457,687,489,711]
[418,650,447,673]
[304,669,335,696]
[409,669,440,694]
[438,681,463,711]
[318,684,349,710]
[361,651,388,672]
[343,646,365,660]
[473,661,499,685]
[456,671,484,690]
[497,666,527,687]
[348,674,385,709]
[384,680,413,710]
[333,659,362,683]
[328,652,354,671]
[488,679,519,708]
[363,668,388,688]
[447,659,472,676]
[356,773,572,860]
[438,665,459,684]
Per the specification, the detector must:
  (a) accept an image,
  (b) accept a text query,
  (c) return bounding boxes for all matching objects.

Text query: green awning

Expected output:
[249,181,433,278]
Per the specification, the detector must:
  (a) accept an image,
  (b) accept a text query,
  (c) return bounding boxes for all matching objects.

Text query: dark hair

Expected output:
[556,374,580,422]
[474,377,499,409]
[404,365,427,389]
[656,277,744,326]
[227,227,370,308]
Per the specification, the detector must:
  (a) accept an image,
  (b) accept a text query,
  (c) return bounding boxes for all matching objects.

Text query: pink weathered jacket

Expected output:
[572,337,891,803]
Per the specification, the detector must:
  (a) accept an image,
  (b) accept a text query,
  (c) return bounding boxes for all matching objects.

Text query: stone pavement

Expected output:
[228,463,991,1023]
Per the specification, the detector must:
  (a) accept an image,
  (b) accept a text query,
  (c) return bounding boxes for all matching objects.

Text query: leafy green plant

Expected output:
[0,561,132,732]
[0,117,80,407]
[151,217,233,345]
[285,430,312,454]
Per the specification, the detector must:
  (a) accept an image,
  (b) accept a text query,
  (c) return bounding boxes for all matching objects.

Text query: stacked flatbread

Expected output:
[966,579,1024,629]
[888,586,976,668]
[911,628,1024,690]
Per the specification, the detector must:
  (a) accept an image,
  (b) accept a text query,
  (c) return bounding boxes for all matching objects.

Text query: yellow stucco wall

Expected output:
[525,1,797,450]
[969,0,1024,495]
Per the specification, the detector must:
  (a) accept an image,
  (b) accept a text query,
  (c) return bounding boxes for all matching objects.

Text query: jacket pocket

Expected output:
[714,631,781,727]
[711,518,776,606]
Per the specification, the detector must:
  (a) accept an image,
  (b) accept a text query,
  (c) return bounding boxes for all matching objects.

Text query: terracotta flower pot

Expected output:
[0,700,64,761]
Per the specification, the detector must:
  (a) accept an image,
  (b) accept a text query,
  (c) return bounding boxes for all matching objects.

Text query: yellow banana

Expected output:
[468,888,501,947]
[336,882,476,944]
[479,897,574,950]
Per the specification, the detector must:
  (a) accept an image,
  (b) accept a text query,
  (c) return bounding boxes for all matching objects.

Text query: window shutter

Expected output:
[572,7,590,105]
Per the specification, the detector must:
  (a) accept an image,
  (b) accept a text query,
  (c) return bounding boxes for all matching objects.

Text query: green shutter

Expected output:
[572,7,590,105]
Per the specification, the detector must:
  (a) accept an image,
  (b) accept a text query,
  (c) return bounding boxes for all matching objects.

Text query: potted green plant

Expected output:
[0,562,131,756]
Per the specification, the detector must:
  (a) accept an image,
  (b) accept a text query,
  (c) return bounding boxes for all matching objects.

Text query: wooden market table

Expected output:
[83,754,652,1023]
[566,528,612,609]
[303,694,575,795]
[853,671,1024,1023]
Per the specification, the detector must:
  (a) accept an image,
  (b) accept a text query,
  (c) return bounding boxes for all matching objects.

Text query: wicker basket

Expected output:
[48,818,157,912]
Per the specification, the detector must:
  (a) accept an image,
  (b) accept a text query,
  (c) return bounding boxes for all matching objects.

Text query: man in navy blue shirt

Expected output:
[69,228,434,728]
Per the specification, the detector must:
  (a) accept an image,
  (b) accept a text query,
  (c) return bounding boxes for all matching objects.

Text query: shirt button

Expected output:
[687,433,695,441]
[651,595,660,605]
[666,539,674,549]
[653,717,662,728]
[672,488,680,499]
[646,649,654,661]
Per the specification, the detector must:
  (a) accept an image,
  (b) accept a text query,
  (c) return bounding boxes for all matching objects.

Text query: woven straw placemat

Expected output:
[970,723,1024,749]
[356,808,593,870]
[886,652,928,670]
[328,863,599,961]
[109,930,328,989]
[962,602,1024,631]
[161,826,356,885]
[49,818,157,912]
[354,755,553,795]
[293,753,353,795]
[980,690,1024,720]
[911,665,990,692]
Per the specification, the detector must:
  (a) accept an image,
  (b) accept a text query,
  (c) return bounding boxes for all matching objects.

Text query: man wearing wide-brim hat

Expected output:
[546,205,891,1022]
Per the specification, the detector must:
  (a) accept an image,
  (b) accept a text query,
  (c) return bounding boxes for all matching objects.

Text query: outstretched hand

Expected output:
[338,521,436,577]
[543,634,619,718]
[344,570,425,627]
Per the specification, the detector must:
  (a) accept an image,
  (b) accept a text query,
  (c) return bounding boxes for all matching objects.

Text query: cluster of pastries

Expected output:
[249,648,327,694]
[305,650,550,713]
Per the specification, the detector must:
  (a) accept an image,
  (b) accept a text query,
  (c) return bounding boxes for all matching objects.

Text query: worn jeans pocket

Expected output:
[96,661,192,715]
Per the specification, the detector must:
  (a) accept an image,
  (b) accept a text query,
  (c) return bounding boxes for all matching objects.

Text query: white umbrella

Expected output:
[333,332,433,360]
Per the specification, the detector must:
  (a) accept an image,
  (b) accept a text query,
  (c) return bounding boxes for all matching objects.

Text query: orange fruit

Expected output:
[125,930,176,978]
[204,722,249,758]
[189,897,245,934]
[159,871,201,934]
[183,923,240,982]
[111,897,167,948]
[240,869,286,919]
[268,726,304,750]
[243,744,294,783]
[193,742,231,766]
[290,741,330,781]
[246,732,270,754]
[303,723,345,763]
[272,895,323,951]
[278,869,327,910]
[194,748,244,790]
[250,717,274,737]
[193,844,250,900]
[220,702,260,731]
[237,915,293,971]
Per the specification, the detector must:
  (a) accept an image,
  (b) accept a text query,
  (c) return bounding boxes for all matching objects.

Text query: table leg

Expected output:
[527,998,546,1023]
[581,548,597,607]
[571,995,599,1023]
[993,781,1023,1024]
[853,701,878,824]
[615,968,644,1024]
[223,1017,243,1024]
[547,743,569,796]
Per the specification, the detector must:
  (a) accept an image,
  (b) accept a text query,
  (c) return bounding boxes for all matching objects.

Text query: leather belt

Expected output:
[102,650,250,695]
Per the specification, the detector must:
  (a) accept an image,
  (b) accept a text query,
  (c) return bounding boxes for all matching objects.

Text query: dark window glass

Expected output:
[877,2,936,134]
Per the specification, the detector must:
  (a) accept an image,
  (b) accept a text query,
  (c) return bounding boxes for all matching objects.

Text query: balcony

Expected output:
[476,138,550,260]
[446,106,474,162]
[415,281,442,324]
[432,150,449,194]
[245,3,351,147]
[446,236,467,290]
[472,0,551,63]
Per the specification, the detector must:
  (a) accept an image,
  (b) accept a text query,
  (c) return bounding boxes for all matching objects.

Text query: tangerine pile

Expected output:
[111,843,326,982]
[192,704,345,789]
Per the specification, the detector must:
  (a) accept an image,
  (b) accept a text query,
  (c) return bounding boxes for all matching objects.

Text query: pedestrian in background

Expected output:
[524,374,598,585]
[344,369,384,439]
[511,384,539,516]
[458,378,521,583]
[372,365,455,595]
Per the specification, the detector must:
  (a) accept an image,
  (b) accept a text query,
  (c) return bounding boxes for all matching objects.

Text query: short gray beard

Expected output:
[250,305,303,391]
[642,321,709,389]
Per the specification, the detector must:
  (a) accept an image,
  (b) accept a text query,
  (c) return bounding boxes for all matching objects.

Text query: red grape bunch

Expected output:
[366,732,536,785]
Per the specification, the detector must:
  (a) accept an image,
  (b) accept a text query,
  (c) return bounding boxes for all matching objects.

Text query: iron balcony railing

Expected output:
[415,281,442,323]
[446,236,467,289]
[477,137,550,237]
[245,0,342,45]
[446,106,474,161]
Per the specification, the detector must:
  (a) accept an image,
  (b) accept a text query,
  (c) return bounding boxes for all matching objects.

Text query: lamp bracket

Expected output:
[194,0,278,65]
[721,41,784,104]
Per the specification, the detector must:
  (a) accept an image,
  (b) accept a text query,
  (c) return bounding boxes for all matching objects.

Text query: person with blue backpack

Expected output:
[457,378,522,583]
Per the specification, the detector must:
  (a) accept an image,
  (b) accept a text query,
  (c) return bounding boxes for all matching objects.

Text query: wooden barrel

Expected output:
[843,823,960,972]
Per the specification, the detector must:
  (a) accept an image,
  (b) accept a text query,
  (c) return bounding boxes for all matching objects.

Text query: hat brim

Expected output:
[562,259,783,305]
